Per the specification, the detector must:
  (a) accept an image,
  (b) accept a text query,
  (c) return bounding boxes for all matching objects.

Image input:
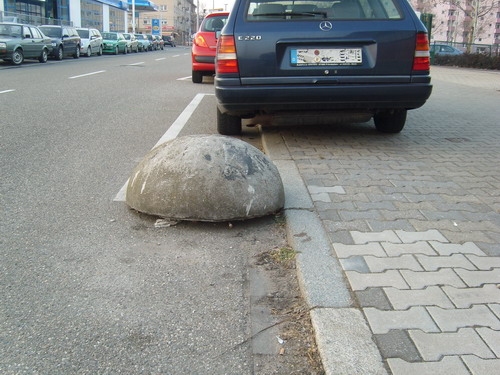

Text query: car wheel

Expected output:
[114,46,119,55]
[98,46,103,56]
[86,46,92,57]
[374,110,407,133]
[192,70,203,84]
[123,46,128,54]
[74,45,80,59]
[38,48,48,63]
[12,48,24,65]
[56,46,63,60]
[217,108,241,135]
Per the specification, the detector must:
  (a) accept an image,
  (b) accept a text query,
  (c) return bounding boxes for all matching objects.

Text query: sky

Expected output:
[197,0,236,12]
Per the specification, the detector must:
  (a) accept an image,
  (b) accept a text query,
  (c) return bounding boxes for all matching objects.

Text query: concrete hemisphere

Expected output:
[126,134,285,222]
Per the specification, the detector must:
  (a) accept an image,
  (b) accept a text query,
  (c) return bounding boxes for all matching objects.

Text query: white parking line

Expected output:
[177,76,192,81]
[69,70,106,79]
[113,93,211,202]
[155,57,167,61]
[0,89,15,94]
[128,62,145,66]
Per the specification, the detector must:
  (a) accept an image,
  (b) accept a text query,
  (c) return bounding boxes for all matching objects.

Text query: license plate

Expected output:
[291,48,362,66]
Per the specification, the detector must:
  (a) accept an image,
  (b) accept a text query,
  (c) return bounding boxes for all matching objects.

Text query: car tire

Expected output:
[217,108,241,135]
[374,110,407,133]
[98,46,103,56]
[114,46,119,55]
[74,45,80,59]
[86,46,92,57]
[12,48,24,65]
[123,46,128,54]
[38,48,48,63]
[56,46,63,60]
[192,70,203,84]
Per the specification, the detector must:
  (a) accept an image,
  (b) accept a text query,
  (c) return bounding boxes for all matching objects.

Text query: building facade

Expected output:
[129,0,195,45]
[1,0,195,39]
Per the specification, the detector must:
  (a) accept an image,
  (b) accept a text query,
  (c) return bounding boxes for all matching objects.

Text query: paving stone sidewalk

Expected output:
[262,66,500,374]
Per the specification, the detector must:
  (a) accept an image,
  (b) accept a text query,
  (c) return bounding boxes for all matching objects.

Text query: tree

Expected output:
[442,0,497,49]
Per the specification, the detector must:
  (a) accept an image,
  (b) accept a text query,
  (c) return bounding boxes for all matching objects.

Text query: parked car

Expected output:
[123,32,139,53]
[215,0,432,135]
[134,33,150,52]
[154,35,164,50]
[162,35,176,47]
[101,32,128,55]
[39,25,81,60]
[76,27,103,57]
[430,43,464,56]
[146,34,158,50]
[0,22,52,65]
[192,12,229,83]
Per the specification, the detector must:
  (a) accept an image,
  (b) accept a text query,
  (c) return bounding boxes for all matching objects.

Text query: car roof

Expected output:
[204,11,229,18]
[1,22,39,27]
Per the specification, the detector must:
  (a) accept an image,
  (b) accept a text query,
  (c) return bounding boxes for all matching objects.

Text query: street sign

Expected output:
[152,19,160,36]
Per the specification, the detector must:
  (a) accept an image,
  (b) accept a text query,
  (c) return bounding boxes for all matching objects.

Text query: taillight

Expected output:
[216,35,239,74]
[194,34,208,48]
[413,32,430,71]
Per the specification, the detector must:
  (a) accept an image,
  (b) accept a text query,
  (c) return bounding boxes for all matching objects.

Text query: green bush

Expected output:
[433,53,500,70]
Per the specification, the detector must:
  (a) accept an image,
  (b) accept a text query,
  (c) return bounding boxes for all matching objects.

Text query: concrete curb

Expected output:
[261,129,387,375]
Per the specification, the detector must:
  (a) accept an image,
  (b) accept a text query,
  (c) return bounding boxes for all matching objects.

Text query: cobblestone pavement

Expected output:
[262,66,500,374]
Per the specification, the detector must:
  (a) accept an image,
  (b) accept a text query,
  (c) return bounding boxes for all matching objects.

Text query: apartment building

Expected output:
[411,0,500,46]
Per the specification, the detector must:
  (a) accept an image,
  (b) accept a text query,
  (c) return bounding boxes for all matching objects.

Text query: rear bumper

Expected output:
[192,54,215,71]
[215,78,432,116]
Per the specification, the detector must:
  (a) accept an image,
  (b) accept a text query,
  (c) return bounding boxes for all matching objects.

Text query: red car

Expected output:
[191,12,229,83]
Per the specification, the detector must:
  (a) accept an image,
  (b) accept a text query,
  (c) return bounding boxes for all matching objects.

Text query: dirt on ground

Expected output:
[249,215,325,375]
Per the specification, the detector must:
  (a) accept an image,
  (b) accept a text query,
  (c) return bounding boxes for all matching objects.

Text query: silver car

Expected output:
[76,28,103,57]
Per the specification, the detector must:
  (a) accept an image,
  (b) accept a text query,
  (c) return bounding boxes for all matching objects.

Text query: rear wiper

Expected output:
[288,11,328,18]
[253,11,328,19]
[253,12,287,18]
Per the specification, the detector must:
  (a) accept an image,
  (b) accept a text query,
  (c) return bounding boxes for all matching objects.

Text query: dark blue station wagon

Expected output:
[215,0,432,135]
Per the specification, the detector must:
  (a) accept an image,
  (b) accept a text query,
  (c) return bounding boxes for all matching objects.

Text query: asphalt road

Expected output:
[0,49,296,374]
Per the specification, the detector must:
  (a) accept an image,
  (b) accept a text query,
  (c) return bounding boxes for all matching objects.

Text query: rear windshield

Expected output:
[246,0,403,20]
[201,15,228,31]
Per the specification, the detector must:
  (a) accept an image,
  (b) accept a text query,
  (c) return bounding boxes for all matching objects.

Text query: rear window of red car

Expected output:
[201,15,228,32]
